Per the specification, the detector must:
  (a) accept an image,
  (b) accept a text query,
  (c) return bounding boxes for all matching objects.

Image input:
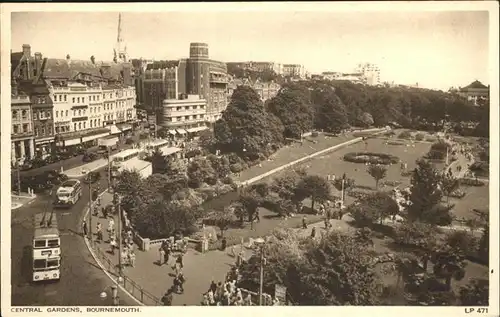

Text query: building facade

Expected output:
[160,94,208,138]
[11,44,138,153]
[283,64,306,79]
[142,66,178,120]
[11,92,35,165]
[228,77,280,103]
[458,80,489,106]
[356,63,381,86]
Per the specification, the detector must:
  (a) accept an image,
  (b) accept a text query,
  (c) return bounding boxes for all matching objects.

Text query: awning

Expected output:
[64,138,81,146]
[82,132,110,143]
[176,129,187,135]
[107,125,121,135]
[118,124,133,132]
[168,130,177,135]
[186,126,208,133]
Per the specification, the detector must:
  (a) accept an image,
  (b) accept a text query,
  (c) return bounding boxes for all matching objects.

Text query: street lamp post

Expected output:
[88,176,93,244]
[117,195,123,277]
[15,160,21,196]
[100,277,123,306]
[107,147,112,191]
[254,237,266,306]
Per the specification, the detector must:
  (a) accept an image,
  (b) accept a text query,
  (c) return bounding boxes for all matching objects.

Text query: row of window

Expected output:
[164,114,205,122]
[169,104,205,111]
[33,110,52,120]
[50,105,136,119]
[12,110,30,120]
[12,124,31,134]
[34,125,53,137]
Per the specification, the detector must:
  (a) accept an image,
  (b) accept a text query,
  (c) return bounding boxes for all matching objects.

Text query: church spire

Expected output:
[113,13,128,63]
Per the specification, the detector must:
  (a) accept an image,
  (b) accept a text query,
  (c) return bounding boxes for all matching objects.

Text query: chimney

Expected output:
[66,54,71,66]
[22,44,31,58]
[34,52,42,76]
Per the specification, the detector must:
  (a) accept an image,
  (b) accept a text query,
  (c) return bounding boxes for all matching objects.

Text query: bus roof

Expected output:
[119,158,151,173]
[33,214,59,238]
[114,148,140,159]
[159,146,181,156]
[145,139,169,147]
[61,179,79,187]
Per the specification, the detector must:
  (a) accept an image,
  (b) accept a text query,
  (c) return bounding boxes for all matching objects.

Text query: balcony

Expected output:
[163,107,206,116]
[210,74,228,83]
[72,116,88,122]
[162,118,206,127]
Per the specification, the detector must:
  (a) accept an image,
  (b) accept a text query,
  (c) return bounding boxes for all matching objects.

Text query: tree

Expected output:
[459,278,489,306]
[207,154,231,179]
[238,191,261,229]
[359,112,374,127]
[214,85,285,160]
[394,221,439,271]
[332,177,355,193]
[313,89,349,134]
[271,169,307,213]
[296,175,331,213]
[187,157,216,188]
[440,171,460,205]
[211,208,233,238]
[406,159,452,225]
[266,83,314,138]
[367,164,387,189]
[114,170,142,196]
[237,229,383,305]
[431,244,467,291]
[149,149,169,174]
[349,192,400,226]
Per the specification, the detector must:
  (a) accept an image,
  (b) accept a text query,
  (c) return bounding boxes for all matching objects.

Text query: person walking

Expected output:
[82,220,88,237]
[302,216,307,229]
[96,222,102,242]
[129,250,136,268]
[311,226,316,238]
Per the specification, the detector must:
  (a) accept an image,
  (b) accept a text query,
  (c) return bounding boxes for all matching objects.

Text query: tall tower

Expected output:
[114,13,128,63]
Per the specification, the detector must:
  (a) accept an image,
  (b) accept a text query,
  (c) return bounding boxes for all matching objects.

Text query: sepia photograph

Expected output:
[1,2,498,315]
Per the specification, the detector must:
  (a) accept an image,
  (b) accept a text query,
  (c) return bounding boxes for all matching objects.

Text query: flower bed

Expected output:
[386,140,406,146]
[449,189,466,199]
[343,152,399,165]
[347,190,371,200]
[380,180,402,187]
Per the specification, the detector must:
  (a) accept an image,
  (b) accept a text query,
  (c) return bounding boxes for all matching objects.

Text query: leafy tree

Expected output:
[296,175,331,213]
[148,149,169,174]
[187,157,216,188]
[446,230,477,257]
[394,221,439,271]
[313,88,349,133]
[332,177,355,193]
[349,192,400,226]
[354,227,374,247]
[114,170,142,197]
[210,208,233,238]
[271,170,306,213]
[266,83,314,138]
[198,129,216,152]
[459,278,489,306]
[359,112,374,127]
[214,85,285,160]
[207,154,231,179]
[367,164,387,189]
[407,159,452,225]
[237,229,383,305]
[238,191,261,228]
[431,244,467,291]
[478,224,489,265]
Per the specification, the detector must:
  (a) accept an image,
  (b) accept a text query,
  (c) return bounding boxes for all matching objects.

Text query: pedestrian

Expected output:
[82,220,88,237]
[254,210,260,223]
[210,280,217,294]
[176,253,184,270]
[311,226,316,238]
[96,222,102,242]
[129,250,136,268]
[302,216,307,229]
[324,218,329,229]
[161,288,173,306]
[110,236,117,255]
[178,272,186,293]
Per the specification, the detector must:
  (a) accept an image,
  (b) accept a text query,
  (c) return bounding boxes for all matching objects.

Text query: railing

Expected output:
[90,242,162,306]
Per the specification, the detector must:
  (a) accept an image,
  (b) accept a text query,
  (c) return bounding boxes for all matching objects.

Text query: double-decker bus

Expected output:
[32,213,61,282]
[54,179,82,207]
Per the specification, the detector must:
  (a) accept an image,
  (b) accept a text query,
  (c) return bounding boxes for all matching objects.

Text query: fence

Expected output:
[90,241,162,306]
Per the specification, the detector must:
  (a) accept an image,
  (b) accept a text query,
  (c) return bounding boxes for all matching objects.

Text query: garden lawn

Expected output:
[449,184,489,222]
[261,138,432,191]
[235,134,355,183]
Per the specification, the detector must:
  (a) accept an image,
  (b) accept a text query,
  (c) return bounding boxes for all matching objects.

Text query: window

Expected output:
[48,126,53,135]
[55,126,60,133]
[77,97,80,103]
[185,116,189,120]
[78,123,82,130]
[22,110,27,119]
[41,126,45,136]
[64,95,67,102]
[98,119,101,126]
[74,123,77,131]
[72,97,75,103]
[12,110,18,120]
[46,111,51,119]
[78,110,82,116]
[35,127,39,136]
[22,124,28,132]
[13,125,19,134]
[193,105,197,110]
[97,96,99,101]
[176,107,181,111]
[66,110,69,117]
[47,259,59,268]
[55,111,59,118]
[83,122,86,129]
[185,106,189,111]
[39,111,45,119]
[33,259,46,269]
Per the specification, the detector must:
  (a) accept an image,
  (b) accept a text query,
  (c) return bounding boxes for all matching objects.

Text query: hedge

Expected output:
[459,178,485,187]
[343,152,399,165]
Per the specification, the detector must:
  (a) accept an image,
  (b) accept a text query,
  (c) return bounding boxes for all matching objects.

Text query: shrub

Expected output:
[397,131,412,139]
[222,176,234,185]
[415,133,425,141]
[347,190,371,200]
[230,163,243,173]
[449,189,466,199]
[343,152,399,165]
[207,235,242,251]
[459,178,485,187]
[125,138,134,145]
[380,180,402,187]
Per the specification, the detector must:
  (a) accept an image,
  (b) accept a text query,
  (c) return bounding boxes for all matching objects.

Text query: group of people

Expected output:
[201,266,253,306]
[158,239,187,304]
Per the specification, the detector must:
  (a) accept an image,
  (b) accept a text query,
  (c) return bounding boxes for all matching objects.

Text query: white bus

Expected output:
[112,149,140,167]
[33,213,61,282]
[144,139,170,154]
[55,179,82,206]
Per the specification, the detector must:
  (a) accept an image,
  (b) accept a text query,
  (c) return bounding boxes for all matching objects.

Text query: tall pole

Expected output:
[88,179,93,243]
[341,179,345,207]
[107,147,112,191]
[117,195,123,277]
[259,246,264,306]
[16,161,21,196]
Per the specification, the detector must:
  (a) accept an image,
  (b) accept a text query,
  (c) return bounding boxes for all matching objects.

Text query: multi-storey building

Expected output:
[142,65,178,119]
[11,45,137,151]
[458,80,490,106]
[160,94,208,138]
[227,61,283,75]
[11,87,35,165]
[228,77,281,103]
[283,64,306,79]
[356,63,381,86]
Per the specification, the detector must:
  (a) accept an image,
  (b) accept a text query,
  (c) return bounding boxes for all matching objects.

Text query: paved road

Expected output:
[11,167,136,306]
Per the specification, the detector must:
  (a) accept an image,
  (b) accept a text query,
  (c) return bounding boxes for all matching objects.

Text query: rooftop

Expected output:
[461,80,488,91]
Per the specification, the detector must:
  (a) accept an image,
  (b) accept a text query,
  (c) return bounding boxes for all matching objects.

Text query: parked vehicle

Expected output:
[82,151,98,163]
[97,136,119,154]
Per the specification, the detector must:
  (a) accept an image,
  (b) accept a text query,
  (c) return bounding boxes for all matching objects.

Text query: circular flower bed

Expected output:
[343,152,399,165]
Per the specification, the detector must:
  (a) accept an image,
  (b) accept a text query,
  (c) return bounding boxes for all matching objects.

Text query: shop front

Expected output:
[35,137,55,159]
[117,123,133,138]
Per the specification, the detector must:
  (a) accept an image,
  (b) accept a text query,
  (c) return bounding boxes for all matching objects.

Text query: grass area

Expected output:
[449,185,489,222]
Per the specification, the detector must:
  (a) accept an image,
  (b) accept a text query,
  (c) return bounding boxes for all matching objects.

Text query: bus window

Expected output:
[47,259,59,268]
[33,259,46,269]
[34,240,46,248]
[47,239,60,247]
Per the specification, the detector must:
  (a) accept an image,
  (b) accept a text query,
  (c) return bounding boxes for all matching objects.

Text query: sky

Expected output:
[10,8,491,90]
